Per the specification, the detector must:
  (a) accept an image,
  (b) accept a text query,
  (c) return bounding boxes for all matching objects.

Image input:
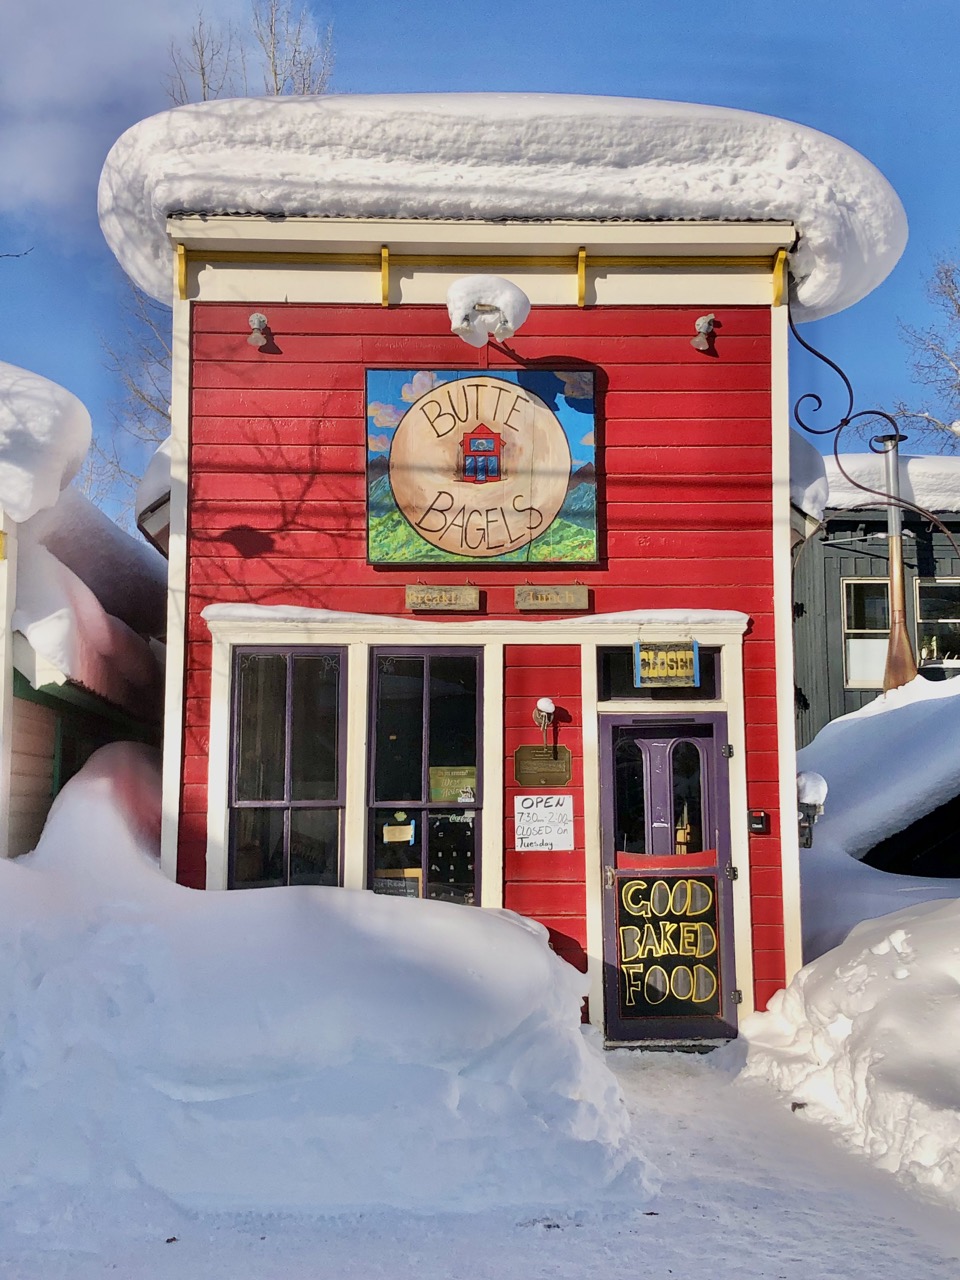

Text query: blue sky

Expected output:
[2,0,957,499]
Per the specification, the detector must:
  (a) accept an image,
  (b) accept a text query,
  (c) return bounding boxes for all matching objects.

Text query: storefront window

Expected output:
[842,580,889,687]
[369,649,480,905]
[230,649,345,888]
[917,580,960,663]
[598,647,720,701]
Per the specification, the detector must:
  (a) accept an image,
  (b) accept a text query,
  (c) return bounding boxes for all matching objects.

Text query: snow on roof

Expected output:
[0,741,646,1214]
[12,541,162,715]
[0,361,91,523]
[98,93,906,321]
[789,430,829,521]
[823,450,960,513]
[134,435,171,521]
[795,674,960,962]
[22,486,167,639]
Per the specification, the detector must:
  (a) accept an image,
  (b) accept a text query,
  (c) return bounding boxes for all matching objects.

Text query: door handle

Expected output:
[604,866,615,889]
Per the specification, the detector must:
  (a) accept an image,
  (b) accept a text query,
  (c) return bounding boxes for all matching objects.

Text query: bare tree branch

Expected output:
[892,257,960,452]
[99,0,334,520]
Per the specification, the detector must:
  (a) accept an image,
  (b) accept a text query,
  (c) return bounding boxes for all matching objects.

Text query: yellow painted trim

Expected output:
[577,246,587,307]
[380,244,390,307]
[772,248,789,307]
[180,247,776,273]
[0,531,5,562]
[176,243,187,301]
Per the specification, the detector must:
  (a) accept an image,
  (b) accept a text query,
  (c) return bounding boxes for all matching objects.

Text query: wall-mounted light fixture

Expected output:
[532,697,556,749]
[248,312,269,348]
[690,313,715,352]
[447,275,531,349]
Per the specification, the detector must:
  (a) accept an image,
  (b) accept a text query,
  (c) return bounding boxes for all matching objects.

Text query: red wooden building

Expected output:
[103,95,904,1044]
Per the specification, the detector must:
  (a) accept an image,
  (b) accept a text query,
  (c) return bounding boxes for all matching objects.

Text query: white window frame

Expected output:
[841,577,890,689]
[915,577,960,665]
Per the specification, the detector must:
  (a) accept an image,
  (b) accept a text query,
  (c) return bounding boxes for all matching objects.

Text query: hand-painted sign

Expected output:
[616,874,721,1017]
[514,794,574,851]
[633,641,700,688]
[367,370,597,564]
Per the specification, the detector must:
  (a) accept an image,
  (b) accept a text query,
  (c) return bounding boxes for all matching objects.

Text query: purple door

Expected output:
[600,714,738,1043]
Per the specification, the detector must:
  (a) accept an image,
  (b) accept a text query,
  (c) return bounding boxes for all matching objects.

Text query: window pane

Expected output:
[426,810,476,905]
[845,581,889,631]
[919,583,960,622]
[374,657,424,802]
[235,654,287,801]
[614,737,647,854]
[428,655,478,799]
[290,809,340,885]
[598,647,720,700]
[672,741,704,854]
[291,654,340,801]
[232,808,285,887]
[370,809,422,896]
[846,636,888,686]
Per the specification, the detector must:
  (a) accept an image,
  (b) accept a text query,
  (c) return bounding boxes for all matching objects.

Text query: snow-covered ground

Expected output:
[2,1050,959,1278]
[5,683,960,1275]
[796,673,960,960]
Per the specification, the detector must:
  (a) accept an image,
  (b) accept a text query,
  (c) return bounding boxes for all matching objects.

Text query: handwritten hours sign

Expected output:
[388,376,572,559]
[514,794,574,851]
[616,875,722,1017]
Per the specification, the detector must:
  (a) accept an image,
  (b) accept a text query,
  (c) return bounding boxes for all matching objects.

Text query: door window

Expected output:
[369,650,480,904]
[230,649,345,888]
[612,724,712,860]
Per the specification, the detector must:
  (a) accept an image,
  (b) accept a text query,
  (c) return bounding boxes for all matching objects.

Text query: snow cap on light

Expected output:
[0,362,91,523]
[447,275,532,347]
[98,93,907,322]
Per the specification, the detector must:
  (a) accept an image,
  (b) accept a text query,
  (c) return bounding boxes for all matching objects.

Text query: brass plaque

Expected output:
[514,584,589,611]
[513,745,573,786]
[405,584,480,612]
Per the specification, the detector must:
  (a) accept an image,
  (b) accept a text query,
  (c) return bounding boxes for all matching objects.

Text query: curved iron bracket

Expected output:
[789,309,960,559]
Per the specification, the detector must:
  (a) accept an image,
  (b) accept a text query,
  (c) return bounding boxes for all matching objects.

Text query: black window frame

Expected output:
[228,645,347,889]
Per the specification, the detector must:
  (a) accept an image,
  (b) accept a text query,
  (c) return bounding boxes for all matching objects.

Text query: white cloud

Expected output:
[0,0,245,218]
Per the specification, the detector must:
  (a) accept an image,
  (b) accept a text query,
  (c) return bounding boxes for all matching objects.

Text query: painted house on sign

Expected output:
[103,93,906,1045]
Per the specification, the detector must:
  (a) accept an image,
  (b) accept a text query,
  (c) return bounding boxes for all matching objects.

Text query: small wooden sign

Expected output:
[405,584,480,612]
[513,745,572,786]
[633,641,700,688]
[514,585,589,611]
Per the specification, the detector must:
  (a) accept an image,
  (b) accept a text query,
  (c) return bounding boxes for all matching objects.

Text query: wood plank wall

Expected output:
[181,302,785,1008]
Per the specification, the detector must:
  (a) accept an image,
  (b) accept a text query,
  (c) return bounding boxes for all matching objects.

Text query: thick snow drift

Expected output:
[134,435,171,522]
[797,675,960,960]
[98,93,906,321]
[742,897,960,1209]
[0,743,645,1216]
[0,361,91,523]
[824,450,960,513]
[12,540,162,713]
[790,430,829,521]
[21,485,167,639]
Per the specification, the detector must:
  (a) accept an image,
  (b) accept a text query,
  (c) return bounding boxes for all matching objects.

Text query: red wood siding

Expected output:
[179,302,785,1009]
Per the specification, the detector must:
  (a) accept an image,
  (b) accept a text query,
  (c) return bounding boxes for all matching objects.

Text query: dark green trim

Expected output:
[13,669,157,741]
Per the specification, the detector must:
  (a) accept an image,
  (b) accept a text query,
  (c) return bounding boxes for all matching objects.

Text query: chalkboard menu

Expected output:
[616,874,721,1019]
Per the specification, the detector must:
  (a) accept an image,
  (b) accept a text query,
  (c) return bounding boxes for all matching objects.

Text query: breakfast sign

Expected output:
[366,370,598,564]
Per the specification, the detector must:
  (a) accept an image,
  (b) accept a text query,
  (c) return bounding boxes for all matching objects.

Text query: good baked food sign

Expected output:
[366,370,598,564]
